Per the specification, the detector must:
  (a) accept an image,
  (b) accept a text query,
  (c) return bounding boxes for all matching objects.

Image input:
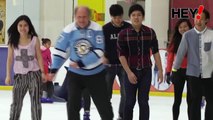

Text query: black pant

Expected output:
[123,68,152,120]
[54,78,68,101]
[172,68,191,120]
[82,88,91,111]
[105,65,125,118]
[54,70,91,111]
[66,70,113,120]
[42,81,54,98]
[188,76,213,120]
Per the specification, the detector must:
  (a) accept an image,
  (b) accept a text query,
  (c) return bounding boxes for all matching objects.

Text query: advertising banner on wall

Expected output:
[0,0,6,44]
[78,0,105,26]
[169,0,213,32]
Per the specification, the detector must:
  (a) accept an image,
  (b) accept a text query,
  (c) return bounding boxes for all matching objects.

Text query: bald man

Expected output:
[50,6,113,120]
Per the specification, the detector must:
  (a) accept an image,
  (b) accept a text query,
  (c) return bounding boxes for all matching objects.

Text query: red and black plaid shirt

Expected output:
[117,25,159,68]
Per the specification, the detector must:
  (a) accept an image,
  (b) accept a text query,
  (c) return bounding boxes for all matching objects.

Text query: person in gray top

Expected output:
[173,9,213,120]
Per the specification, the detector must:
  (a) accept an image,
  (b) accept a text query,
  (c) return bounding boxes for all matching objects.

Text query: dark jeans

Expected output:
[105,65,125,118]
[82,89,91,111]
[54,70,91,111]
[42,81,54,98]
[172,68,191,120]
[66,70,113,120]
[123,68,152,120]
[188,76,213,120]
[54,78,68,101]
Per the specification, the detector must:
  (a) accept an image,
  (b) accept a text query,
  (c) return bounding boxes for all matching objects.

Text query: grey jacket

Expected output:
[173,27,213,78]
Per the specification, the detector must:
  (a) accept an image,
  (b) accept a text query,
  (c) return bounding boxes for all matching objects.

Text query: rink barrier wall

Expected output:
[0,47,187,96]
[0,86,186,97]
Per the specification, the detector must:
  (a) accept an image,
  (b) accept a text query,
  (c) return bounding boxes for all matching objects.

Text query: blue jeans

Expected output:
[123,68,152,120]
[105,65,125,118]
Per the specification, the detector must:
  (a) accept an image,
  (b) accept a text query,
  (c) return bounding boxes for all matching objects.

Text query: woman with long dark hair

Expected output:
[5,15,44,120]
[166,19,192,120]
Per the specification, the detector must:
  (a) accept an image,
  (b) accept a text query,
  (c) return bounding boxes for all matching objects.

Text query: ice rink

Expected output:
[0,90,205,120]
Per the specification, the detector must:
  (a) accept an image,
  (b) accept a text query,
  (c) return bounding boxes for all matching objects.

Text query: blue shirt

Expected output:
[51,21,105,75]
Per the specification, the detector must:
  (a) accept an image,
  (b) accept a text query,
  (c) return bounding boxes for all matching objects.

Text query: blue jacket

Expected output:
[51,21,105,75]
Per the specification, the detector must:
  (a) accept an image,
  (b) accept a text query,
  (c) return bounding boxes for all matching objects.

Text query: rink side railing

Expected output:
[0,85,186,97]
[0,46,187,97]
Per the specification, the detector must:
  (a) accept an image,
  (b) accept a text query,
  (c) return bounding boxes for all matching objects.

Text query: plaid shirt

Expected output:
[117,25,159,68]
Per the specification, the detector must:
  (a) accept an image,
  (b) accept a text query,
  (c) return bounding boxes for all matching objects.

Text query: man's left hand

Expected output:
[158,70,164,84]
[70,62,80,68]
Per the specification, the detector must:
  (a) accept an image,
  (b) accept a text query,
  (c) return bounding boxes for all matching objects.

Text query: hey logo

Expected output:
[171,8,197,19]
[196,5,204,20]
[171,5,205,19]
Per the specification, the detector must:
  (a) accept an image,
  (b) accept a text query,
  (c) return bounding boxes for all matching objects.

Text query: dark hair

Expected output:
[7,15,38,49]
[41,38,51,45]
[109,4,123,16]
[128,4,145,17]
[195,9,210,20]
[168,19,192,53]
[202,9,210,20]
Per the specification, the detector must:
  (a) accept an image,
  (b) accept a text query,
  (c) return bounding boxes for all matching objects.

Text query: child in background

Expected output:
[40,38,53,103]
[5,15,44,120]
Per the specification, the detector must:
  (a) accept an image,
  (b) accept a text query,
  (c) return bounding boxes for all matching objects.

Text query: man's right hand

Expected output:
[127,71,137,84]
[48,73,56,81]
[101,56,109,65]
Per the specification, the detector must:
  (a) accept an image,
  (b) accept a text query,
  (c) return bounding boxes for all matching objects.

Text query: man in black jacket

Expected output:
[103,4,131,120]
